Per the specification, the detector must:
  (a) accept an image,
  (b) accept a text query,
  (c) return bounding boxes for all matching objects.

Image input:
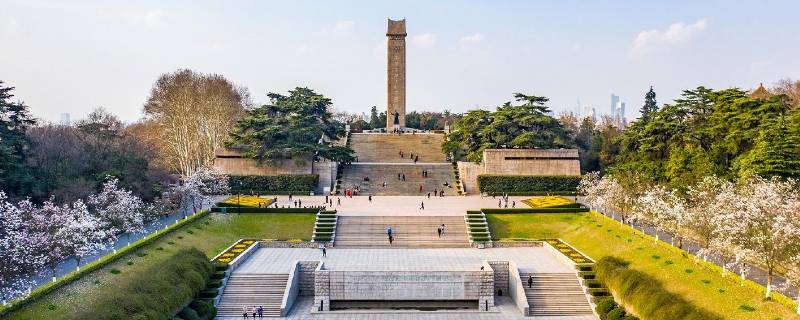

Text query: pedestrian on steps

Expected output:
[441,224,446,236]
[258,306,264,318]
[243,306,249,318]
[397,173,401,180]
[419,184,423,193]
[427,192,431,199]
[527,275,533,288]
[402,173,406,181]
[251,306,257,318]
[437,226,442,238]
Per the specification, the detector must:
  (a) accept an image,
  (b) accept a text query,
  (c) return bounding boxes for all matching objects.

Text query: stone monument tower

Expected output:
[386,19,407,130]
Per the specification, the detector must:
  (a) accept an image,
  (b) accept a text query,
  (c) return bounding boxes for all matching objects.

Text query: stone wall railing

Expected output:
[507,260,529,315]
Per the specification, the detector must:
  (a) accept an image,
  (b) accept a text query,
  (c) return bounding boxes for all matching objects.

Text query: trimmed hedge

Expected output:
[480,208,588,214]
[68,248,213,320]
[595,256,722,320]
[595,296,638,320]
[211,207,323,213]
[477,175,580,193]
[229,174,318,193]
[0,210,211,316]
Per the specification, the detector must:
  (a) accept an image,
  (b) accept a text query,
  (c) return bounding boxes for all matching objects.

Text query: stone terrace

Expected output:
[349,133,448,163]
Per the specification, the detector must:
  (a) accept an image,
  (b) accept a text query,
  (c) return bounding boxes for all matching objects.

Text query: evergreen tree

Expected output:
[640,86,658,120]
[736,116,800,179]
[0,81,36,195]
[368,106,381,129]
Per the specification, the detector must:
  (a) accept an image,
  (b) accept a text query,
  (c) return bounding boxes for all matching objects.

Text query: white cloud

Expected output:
[333,20,354,34]
[143,10,166,28]
[459,33,485,48]
[632,18,708,53]
[410,33,437,48]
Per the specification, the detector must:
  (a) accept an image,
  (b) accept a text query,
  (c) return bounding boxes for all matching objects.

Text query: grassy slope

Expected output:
[487,211,799,320]
[8,212,315,320]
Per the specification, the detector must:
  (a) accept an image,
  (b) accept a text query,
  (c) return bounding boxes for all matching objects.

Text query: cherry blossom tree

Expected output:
[60,199,107,270]
[22,199,71,281]
[685,176,734,261]
[729,176,800,298]
[87,178,147,247]
[174,167,229,215]
[0,192,39,304]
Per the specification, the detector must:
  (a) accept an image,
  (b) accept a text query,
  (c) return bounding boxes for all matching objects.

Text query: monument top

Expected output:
[387,19,407,36]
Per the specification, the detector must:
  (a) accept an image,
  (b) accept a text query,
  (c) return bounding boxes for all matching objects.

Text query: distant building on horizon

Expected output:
[59,113,71,126]
[610,94,627,128]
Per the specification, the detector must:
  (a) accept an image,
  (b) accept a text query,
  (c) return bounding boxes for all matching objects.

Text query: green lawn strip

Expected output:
[7,213,315,320]
[486,212,800,320]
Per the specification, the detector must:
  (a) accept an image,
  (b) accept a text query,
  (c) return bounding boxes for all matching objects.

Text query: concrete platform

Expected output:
[235,247,573,274]
[270,195,539,216]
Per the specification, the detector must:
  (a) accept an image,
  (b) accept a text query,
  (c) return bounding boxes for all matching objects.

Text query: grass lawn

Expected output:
[487,211,800,320]
[7,212,315,320]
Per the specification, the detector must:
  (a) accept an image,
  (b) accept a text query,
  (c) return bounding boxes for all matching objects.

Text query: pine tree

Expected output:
[368,106,380,129]
[742,116,800,179]
[640,86,658,120]
[0,81,36,194]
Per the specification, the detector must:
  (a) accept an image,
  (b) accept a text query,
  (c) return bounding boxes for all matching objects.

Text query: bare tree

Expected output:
[772,78,800,108]
[143,69,250,175]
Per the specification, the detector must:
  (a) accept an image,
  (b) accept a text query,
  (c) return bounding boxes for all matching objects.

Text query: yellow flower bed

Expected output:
[212,238,260,265]
[522,196,574,208]
[219,196,275,208]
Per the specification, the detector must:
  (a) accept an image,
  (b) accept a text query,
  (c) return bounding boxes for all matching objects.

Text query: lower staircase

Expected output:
[334,216,470,248]
[519,272,594,317]
[216,273,288,317]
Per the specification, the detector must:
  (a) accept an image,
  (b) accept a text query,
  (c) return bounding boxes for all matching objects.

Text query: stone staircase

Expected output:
[519,272,594,317]
[349,133,448,163]
[340,163,457,196]
[334,216,470,248]
[216,273,288,317]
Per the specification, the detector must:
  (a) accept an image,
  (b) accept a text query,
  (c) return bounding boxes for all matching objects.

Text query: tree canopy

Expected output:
[443,93,571,162]
[611,86,800,188]
[226,87,354,163]
[0,81,36,197]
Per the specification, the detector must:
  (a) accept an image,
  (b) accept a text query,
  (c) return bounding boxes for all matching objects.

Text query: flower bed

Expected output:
[216,195,275,208]
[543,238,593,264]
[212,239,259,264]
[521,196,580,209]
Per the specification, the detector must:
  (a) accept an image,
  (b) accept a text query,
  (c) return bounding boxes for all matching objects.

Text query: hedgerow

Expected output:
[594,256,722,320]
[65,248,213,320]
[477,175,580,193]
[229,174,318,193]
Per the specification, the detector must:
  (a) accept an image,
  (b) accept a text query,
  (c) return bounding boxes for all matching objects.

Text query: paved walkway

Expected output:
[218,296,596,320]
[236,247,573,274]
[271,195,532,216]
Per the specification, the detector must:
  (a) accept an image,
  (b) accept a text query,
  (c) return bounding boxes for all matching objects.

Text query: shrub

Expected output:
[228,174,318,192]
[607,307,626,320]
[177,307,200,320]
[67,248,213,320]
[595,297,616,316]
[189,300,216,319]
[477,175,580,193]
[595,256,721,320]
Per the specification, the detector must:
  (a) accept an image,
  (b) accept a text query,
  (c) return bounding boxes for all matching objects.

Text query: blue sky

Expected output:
[2,0,798,123]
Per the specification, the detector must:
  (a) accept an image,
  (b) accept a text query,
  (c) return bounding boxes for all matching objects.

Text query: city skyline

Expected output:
[2,0,798,123]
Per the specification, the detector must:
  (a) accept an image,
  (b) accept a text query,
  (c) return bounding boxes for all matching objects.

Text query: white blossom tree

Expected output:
[87,178,147,247]
[174,167,229,215]
[0,192,40,304]
[728,176,800,298]
[61,199,107,270]
[685,176,733,262]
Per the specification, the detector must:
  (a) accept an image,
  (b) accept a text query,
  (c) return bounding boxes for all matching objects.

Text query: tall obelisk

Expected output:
[386,19,407,130]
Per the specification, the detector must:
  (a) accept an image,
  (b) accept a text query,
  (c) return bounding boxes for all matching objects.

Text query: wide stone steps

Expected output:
[519,273,593,317]
[334,216,470,248]
[349,133,448,163]
[340,163,457,196]
[216,274,288,318]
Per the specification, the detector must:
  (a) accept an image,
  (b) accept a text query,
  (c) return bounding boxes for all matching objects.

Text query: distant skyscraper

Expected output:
[610,94,619,116]
[60,113,71,126]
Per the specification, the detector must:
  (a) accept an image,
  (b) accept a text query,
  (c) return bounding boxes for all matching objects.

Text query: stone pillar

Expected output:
[479,261,496,311]
[314,269,330,311]
[386,19,406,129]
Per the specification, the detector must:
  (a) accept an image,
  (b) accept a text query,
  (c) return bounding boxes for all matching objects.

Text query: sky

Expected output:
[2,0,799,123]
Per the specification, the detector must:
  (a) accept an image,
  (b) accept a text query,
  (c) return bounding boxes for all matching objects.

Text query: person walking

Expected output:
[419,184,423,193]
[402,173,406,181]
[427,192,431,199]
[527,275,533,288]
[441,224,446,236]
[320,243,326,258]
[397,173,401,180]
[298,199,302,207]
[512,201,516,208]
[383,181,387,188]
[243,306,249,319]
[337,197,341,206]
[437,226,442,238]
[389,234,394,245]
[498,199,502,208]
[251,306,257,318]
[420,201,425,210]
[368,195,372,202]
[258,306,263,318]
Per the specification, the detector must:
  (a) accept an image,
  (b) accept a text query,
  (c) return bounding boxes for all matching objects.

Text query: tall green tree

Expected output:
[368,106,381,129]
[0,81,36,196]
[227,87,354,163]
[443,93,571,162]
[640,86,659,120]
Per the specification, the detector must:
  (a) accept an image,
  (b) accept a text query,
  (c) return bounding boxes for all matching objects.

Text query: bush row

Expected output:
[68,248,214,320]
[480,208,589,214]
[595,296,639,320]
[594,256,722,320]
[211,207,324,213]
[229,174,319,193]
[0,210,211,316]
[477,175,581,193]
